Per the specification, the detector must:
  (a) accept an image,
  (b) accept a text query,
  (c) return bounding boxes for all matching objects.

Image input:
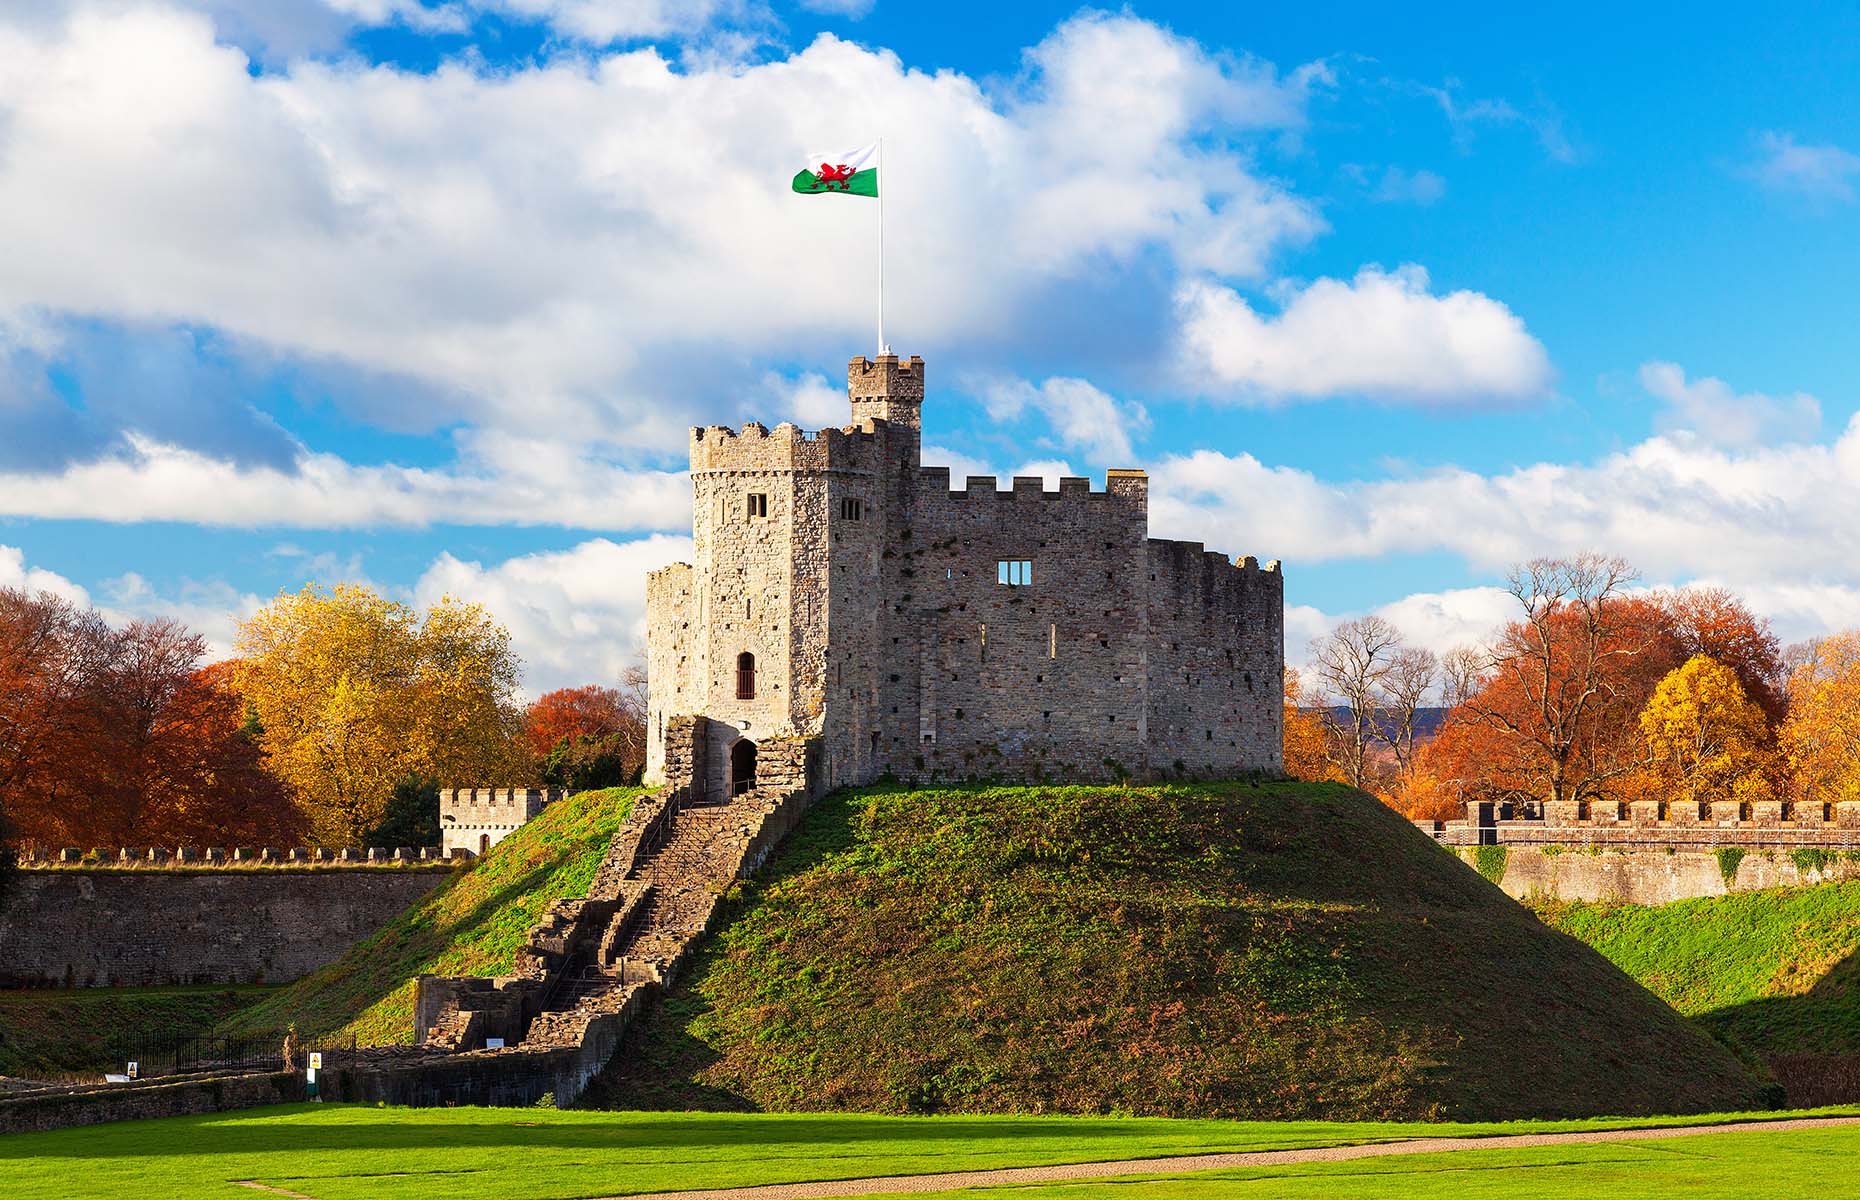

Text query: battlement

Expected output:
[849,353,926,400]
[690,419,885,475]
[1425,798,1860,848]
[916,467,1146,504]
[19,845,460,868]
[1149,539,1285,579]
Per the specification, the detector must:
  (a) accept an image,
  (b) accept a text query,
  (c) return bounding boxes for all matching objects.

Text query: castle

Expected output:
[643,353,1285,800]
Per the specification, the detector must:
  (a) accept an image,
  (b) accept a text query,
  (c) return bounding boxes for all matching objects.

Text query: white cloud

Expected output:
[796,0,870,15]
[974,375,1149,464]
[1177,265,1552,404]
[1150,403,1860,589]
[0,544,92,605]
[1286,585,1515,689]
[765,370,845,428]
[0,7,1326,457]
[1369,165,1445,205]
[0,434,691,530]
[414,533,693,694]
[1750,131,1860,203]
[920,444,1080,490]
[1413,79,1577,164]
[1640,360,1819,448]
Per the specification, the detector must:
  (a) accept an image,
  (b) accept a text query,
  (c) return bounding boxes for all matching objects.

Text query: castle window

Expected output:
[998,560,1033,586]
[736,652,757,699]
[746,493,769,519]
[840,498,864,520]
[1049,624,1057,658]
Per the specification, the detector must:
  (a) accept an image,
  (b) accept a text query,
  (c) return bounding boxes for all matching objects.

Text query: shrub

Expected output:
[1716,847,1748,886]
[1474,844,1509,883]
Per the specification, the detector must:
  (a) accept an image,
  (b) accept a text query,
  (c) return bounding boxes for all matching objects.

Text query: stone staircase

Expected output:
[327,726,820,1108]
[515,789,795,1053]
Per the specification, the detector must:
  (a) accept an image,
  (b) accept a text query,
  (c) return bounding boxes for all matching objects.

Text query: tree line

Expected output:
[0,584,646,849]
[1287,553,1860,822]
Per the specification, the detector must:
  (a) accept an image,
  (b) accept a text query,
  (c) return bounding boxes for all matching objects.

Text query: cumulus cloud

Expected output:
[0,435,691,530]
[1749,131,1860,203]
[974,375,1149,465]
[414,533,693,694]
[1150,407,1860,586]
[1177,265,1552,404]
[0,7,1327,457]
[1640,360,1819,448]
[0,545,92,604]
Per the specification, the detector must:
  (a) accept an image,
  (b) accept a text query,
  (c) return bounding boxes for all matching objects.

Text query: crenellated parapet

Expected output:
[689,420,885,477]
[1424,798,1860,848]
[19,846,461,868]
[440,787,563,856]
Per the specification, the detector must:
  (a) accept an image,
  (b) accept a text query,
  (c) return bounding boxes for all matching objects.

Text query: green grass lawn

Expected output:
[0,1106,1850,1200]
[219,787,641,1046]
[885,1126,1860,1200]
[0,985,278,1079]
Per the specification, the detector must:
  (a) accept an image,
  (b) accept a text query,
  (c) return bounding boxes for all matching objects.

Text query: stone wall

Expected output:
[644,351,1285,792]
[439,787,562,856]
[1464,844,1860,905]
[0,866,448,987]
[0,1070,302,1134]
[1425,798,1860,849]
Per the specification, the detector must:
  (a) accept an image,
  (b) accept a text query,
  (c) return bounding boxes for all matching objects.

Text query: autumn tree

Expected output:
[236,585,528,843]
[1656,587,1785,723]
[1781,631,1860,807]
[0,591,299,847]
[1308,616,1403,791]
[1281,668,1334,782]
[1455,555,1663,807]
[1639,654,1778,810]
[527,668,648,790]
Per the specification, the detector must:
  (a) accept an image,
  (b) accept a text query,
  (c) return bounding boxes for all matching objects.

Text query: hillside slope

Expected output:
[590,782,1771,1120]
[1537,883,1860,1104]
[222,787,639,1045]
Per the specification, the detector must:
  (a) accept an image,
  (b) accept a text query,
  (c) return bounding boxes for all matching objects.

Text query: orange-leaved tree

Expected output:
[1281,667,1336,783]
[1781,631,1860,808]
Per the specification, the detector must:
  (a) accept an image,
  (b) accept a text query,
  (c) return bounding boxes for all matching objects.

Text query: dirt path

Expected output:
[602,1115,1860,1200]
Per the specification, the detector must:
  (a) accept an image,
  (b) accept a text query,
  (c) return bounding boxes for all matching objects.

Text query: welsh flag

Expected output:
[792,142,879,197]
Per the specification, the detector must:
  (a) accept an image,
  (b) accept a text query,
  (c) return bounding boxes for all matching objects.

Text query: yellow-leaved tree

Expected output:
[1638,653,1777,811]
[1781,631,1860,807]
[235,584,528,843]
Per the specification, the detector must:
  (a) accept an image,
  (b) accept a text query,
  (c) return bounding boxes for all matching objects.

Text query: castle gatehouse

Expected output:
[644,353,1285,799]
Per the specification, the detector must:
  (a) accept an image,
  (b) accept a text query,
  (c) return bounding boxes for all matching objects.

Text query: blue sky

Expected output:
[4,0,1860,693]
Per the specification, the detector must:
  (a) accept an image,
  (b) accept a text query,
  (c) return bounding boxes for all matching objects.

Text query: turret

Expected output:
[848,353,925,432]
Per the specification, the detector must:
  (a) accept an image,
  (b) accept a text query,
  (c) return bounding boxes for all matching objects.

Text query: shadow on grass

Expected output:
[4,1109,1214,1162]
[1700,944,1860,1105]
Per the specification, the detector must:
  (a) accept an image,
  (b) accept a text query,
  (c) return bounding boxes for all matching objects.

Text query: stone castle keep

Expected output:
[644,353,1285,799]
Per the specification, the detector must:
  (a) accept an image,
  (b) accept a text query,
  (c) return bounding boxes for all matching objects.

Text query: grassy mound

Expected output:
[1536,883,1860,1103]
[0,985,275,1078]
[221,787,639,1045]
[591,782,1771,1120]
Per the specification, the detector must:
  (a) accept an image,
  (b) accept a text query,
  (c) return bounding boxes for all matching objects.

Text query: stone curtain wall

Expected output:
[0,866,447,987]
[1427,799,1860,848]
[1468,844,1860,905]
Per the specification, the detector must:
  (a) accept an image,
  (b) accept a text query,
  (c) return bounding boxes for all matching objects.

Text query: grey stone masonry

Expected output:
[1422,798,1860,849]
[644,352,1284,793]
[439,787,564,856]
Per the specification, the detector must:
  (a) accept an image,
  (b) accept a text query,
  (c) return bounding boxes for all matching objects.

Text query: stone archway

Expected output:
[730,738,758,796]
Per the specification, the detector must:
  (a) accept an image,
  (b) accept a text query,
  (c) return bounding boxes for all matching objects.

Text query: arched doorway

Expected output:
[479,833,490,856]
[731,738,758,796]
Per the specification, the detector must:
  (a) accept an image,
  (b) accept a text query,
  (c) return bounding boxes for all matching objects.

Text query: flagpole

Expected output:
[877,136,886,356]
